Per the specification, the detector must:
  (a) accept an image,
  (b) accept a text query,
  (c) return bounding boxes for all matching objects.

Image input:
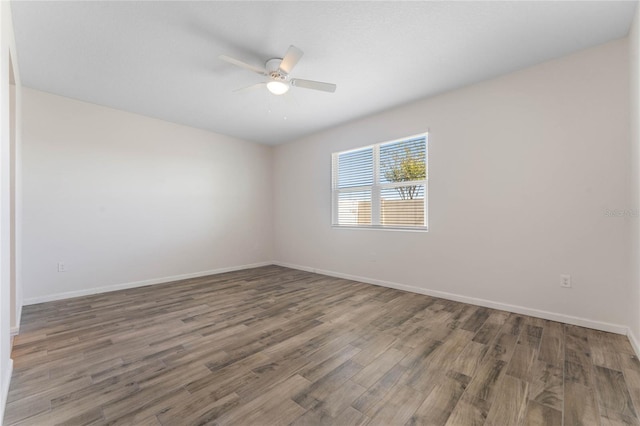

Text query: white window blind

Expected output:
[332,133,428,230]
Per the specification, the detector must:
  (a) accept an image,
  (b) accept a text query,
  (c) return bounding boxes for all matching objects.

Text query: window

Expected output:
[332,133,428,230]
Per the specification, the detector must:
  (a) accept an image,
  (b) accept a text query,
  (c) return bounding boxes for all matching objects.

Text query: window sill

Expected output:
[331,225,428,233]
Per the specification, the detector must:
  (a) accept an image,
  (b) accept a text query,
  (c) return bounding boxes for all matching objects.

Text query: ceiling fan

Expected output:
[219,45,337,96]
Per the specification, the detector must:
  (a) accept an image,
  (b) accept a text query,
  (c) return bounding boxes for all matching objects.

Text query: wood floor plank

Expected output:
[299,344,361,383]
[593,365,638,420]
[506,325,542,382]
[3,394,50,425]
[565,359,593,387]
[537,320,564,367]
[461,307,491,333]
[522,400,562,426]
[502,314,526,336]
[621,354,640,421]
[305,359,363,403]
[528,360,563,411]
[443,398,487,426]
[446,358,509,425]
[351,347,404,388]
[318,379,367,417]
[4,265,640,426]
[234,397,306,426]
[157,391,240,425]
[483,331,518,363]
[484,375,529,426]
[365,383,425,426]
[214,373,310,425]
[451,340,489,378]
[564,381,601,426]
[405,329,473,394]
[472,311,509,345]
[592,347,624,372]
[333,406,369,426]
[463,357,509,405]
[407,371,470,426]
[565,325,593,369]
[351,363,406,416]
[600,408,640,426]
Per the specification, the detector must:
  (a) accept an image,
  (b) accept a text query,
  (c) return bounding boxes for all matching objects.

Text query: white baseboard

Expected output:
[628,329,640,359]
[1,358,13,425]
[23,261,273,305]
[273,261,629,335]
[11,303,22,337]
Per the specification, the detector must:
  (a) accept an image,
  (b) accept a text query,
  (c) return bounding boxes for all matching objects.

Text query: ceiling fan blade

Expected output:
[219,55,267,75]
[278,45,304,74]
[233,82,267,93]
[290,78,336,93]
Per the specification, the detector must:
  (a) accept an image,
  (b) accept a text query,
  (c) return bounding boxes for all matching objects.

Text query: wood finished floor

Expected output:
[5,265,640,426]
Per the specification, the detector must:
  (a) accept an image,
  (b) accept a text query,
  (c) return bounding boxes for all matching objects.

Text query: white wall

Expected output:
[274,39,631,332]
[630,5,640,352]
[22,88,273,303]
[0,0,21,421]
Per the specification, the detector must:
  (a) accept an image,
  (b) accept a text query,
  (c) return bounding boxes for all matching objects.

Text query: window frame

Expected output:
[331,132,428,232]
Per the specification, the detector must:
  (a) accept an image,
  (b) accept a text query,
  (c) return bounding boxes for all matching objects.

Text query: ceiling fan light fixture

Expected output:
[267,80,289,95]
[221,45,336,95]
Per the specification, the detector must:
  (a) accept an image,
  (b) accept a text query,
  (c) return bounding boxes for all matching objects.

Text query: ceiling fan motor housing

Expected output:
[266,58,289,81]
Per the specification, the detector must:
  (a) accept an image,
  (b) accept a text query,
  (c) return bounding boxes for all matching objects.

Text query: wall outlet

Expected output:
[57,262,66,272]
[560,274,571,288]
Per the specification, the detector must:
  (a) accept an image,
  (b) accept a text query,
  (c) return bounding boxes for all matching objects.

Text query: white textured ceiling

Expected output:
[11,1,637,145]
